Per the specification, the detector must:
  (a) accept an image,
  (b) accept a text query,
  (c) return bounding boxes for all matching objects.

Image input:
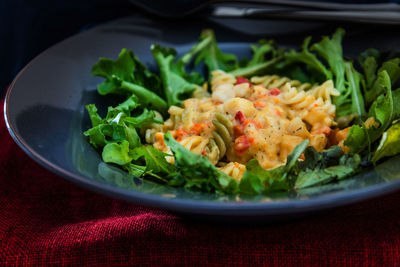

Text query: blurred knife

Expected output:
[212,6,400,25]
[130,0,400,24]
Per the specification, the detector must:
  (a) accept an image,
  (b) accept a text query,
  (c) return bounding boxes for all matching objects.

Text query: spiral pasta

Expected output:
[218,162,246,181]
[206,139,220,165]
[211,70,236,89]
[305,80,340,102]
[140,111,164,144]
[142,123,163,144]
[280,83,336,129]
[251,75,314,91]
[163,106,184,131]
[179,136,209,155]
[151,69,340,180]
[211,112,233,160]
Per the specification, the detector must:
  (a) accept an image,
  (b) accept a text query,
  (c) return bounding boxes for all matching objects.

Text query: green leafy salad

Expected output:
[84,28,400,196]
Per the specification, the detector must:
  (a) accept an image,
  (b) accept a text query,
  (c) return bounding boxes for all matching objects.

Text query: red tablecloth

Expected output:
[1,98,400,266]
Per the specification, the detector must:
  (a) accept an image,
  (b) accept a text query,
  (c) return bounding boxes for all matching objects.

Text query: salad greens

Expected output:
[194,29,239,73]
[151,44,198,107]
[85,28,400,196]
[278,29,366,118]
[91,49,167,113]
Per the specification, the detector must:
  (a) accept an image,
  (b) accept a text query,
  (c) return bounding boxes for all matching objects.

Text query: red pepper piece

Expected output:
[235,111,246,124]
[235,76,252,86]
[269,88,282,96]
[235,135,251,154]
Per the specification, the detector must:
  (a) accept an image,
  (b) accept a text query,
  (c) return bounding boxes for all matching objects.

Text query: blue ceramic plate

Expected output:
[4,16,400,223]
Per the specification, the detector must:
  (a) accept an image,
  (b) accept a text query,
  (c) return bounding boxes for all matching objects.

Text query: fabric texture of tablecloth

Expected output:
[1,97,400,266]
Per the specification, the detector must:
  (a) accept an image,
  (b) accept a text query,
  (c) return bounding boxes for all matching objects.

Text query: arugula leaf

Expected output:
[84,124,109,149]
[339,153,362,170]
[358,48,381,66]
[240,160,288,195]
[102,140,132,165]
[299,146,343,170]
[229,57,282,78]
[130,145,175,176]
[113,95,140,115]
[311,28,346,91]
[118,80,168,113]
[84,102,143,150]
[84,104,110,149]
[342,124,369,155]
[86,104,104,127]
[295,165,355,189]
[358,49,381,89]
[372,122,400,163]
[102,95,141,122]
[150,35,212,93]
[164,132,237,193]
[283,139,310,173]
[334,61,366,117]
[345,70,393,154]
[109,114,141,149]
[238,170,266,195]
[194,29,238,73]
[124,109,163,128]
[368,83,393,127]
[393,88,400,120]
[151,44,197,107]
[361,57,378,90]
[173,35,212,85]
[248,40,275,65]
[125,163,147,178]
[346,62,366,117]
[229,40,283,77]
[381,58,400,84]
[284,36,332,81]
[365,58,400,105]
[129,52,162,96]
[295,146,360,189]
[92,48,160,92]
[91,48,167,113]
[92,49,137,90]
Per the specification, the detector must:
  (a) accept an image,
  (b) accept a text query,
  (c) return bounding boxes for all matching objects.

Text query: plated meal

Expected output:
[84,28,400,195]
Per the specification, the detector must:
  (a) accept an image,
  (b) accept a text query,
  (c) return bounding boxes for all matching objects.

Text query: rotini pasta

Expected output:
[163,105,184,131]
[211,112,233,160]
[179,136,209,155]
[218,162,246,181]
[251,75,314,91]
[152,70,340,180]
[140,111,164,144]
[305,80,340,102]
[280,83,336,130]
[211,70,236,89]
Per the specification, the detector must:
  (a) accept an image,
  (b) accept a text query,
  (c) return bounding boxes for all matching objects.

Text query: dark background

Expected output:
[0,0,135,96]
